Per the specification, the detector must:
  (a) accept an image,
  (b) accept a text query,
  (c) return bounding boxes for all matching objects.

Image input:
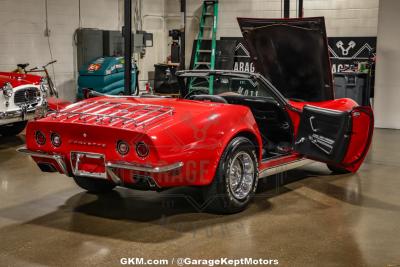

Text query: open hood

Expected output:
[237,17,334,102]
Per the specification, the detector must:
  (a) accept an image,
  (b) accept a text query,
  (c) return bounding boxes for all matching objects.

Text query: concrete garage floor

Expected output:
[0,129,399,267]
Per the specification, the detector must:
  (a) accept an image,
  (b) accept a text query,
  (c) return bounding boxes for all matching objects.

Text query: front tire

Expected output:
[0,121,27,136]
[203,136,258,214]
[73,176,116,193]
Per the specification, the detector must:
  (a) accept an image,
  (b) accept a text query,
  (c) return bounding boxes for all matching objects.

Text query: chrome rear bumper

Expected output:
[17,146,184,188]
[17,147,68,174]
[106,161,184,173]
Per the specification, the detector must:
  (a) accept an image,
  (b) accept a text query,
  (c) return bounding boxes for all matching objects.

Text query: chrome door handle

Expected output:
[309,116,318,132]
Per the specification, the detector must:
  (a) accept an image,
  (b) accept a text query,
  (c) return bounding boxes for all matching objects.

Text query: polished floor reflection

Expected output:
[0,129,399,266]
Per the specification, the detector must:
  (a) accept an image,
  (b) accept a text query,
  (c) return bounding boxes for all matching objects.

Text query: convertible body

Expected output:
[21,96,261,187]
[20,94,372,184]
[18,17,374,213]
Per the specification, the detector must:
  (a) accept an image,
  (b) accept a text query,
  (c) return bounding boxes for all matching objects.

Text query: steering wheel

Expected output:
[184,88,210,99]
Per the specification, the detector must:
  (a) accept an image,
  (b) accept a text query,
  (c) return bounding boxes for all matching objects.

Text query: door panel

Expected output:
[340,106,374,172]
[295,105,352,163]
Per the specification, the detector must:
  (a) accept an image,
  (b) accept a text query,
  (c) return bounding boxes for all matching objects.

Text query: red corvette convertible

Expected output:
[18,17,373,213]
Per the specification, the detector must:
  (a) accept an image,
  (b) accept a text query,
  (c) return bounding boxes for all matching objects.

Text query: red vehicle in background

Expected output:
[18,17,373,213]
[0,61,70,137]
[0,71,48,136]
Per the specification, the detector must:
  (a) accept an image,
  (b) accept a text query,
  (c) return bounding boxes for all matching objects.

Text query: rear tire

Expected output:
[203,136,258,214]
[0,121,27,136]
[73,176,116,193]
[327,164,351,174]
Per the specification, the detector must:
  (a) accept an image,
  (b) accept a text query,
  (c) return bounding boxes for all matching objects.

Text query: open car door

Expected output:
[294,105,374,172]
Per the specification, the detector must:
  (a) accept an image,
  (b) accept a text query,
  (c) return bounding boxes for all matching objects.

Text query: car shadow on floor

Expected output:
[12,169,326,243]
[3,165,397,244]
[0,135,25,165]
[0,135,24,149]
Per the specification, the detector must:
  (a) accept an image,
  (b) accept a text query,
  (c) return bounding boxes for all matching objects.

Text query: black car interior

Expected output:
[221,94,293,159]
[188,92,293,159]
[189,94,228,104]
[181,75,294,160]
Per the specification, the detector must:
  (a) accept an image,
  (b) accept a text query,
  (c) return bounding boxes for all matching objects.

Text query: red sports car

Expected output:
[18,17,373,213]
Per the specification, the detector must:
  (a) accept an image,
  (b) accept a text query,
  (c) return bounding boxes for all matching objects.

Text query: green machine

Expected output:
[77,56,138,99]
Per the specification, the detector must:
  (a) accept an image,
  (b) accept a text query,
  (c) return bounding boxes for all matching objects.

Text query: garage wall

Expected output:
[373,0,400,129]
[0,0,379,102]
[303,0,379,37]
[217,0,379,37]
[163,0,379,68]
[0,0,121,102]
[137,0,167,88]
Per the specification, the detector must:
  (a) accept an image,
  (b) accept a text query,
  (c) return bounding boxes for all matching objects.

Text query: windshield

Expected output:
[178,74,272,98]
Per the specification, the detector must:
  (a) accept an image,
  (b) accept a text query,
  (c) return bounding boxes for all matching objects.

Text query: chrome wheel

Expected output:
[228,151,255,200]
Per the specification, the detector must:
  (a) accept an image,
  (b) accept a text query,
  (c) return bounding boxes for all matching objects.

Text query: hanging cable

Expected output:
[138,0,143,31]
[78,0,82,28]
[44,0,57,89]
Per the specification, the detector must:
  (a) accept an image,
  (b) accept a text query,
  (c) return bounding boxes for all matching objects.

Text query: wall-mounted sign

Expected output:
[220,36,377,74]
[328,37,376,73]
[232,42,255,73]
[218,37,255,73]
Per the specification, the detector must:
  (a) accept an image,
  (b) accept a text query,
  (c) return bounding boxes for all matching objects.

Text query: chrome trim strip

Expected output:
[106,161,184,173]
[258,158,314,179]
[17,147,68,175]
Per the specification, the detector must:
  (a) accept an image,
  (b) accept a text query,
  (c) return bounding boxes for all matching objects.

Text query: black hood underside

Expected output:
[237,17,334,102]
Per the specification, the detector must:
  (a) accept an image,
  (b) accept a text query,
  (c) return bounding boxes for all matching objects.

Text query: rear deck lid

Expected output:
[42,96,221,131]
[237,17,334,102]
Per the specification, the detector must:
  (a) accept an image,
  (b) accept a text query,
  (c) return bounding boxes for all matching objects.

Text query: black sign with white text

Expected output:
[220,36,376,74]
[328,37,376,73]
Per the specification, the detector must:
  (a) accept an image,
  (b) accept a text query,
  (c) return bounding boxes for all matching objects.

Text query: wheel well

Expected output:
[232,131,261,161]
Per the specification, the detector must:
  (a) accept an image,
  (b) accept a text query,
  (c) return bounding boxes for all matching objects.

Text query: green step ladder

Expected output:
[189,0,219,94]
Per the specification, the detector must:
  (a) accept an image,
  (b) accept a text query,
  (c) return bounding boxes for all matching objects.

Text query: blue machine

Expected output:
[77,57,137,99]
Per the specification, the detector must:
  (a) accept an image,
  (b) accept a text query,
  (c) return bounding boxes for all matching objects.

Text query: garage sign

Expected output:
[328,37,377,73]
[220,37,376,74]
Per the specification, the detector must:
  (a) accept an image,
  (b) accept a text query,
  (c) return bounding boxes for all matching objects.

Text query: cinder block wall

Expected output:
[0,0,379,102]
[163,0,379,68]
[303,0,379,36]
[0,0,121,102]
[135,0,167,90]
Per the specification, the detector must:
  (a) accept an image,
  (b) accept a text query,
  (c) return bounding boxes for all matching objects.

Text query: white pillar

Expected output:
[374,0,400,129]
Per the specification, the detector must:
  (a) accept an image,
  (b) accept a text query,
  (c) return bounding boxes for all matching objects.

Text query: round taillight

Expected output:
[35,131,46,145]
[117,140,130,156]
[136,142,149,158]
[51,133,61,147]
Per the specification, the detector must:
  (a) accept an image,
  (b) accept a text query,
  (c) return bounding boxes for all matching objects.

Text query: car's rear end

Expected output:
[19,96,250,190]
[19,98,187,189]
